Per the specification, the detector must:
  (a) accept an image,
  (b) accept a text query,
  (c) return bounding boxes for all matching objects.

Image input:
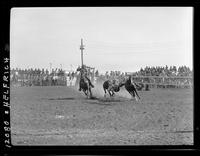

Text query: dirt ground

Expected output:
[10,84,193,145]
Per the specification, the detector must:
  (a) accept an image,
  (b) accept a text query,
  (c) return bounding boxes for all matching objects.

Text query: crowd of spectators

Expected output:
[97,66,192,80]
[97,66,193,88]
[10,66,98,87]
[11,68,68,86]
[10,65,193,88]
[135,65,192,77]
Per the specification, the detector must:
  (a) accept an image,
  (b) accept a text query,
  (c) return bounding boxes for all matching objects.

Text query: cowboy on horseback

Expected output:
[78,65,94,91]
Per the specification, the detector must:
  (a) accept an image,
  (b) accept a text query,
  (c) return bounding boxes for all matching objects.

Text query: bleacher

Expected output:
[10,65,193,89]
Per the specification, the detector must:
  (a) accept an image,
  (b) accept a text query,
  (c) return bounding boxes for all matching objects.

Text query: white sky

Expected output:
[10,7,193,73]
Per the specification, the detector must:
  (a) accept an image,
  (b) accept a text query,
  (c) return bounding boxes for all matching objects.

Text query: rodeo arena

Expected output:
[11,40,193,145]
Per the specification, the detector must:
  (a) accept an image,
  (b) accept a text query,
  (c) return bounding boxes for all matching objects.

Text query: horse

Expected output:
[124,76,141,101]
[79,75,93,98]
[77,66,93,98]
[103,79,124,97]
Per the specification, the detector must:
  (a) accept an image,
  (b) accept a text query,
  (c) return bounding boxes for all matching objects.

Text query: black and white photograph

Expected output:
[10,7,193,145]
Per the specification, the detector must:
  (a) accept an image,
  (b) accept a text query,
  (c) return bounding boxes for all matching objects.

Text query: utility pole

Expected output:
[80,38,84,68]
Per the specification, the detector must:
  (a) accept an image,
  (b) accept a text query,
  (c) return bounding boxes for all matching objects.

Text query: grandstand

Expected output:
[10,65,193,89]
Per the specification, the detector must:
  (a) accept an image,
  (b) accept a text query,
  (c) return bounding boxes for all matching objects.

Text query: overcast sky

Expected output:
[10,7,193,73]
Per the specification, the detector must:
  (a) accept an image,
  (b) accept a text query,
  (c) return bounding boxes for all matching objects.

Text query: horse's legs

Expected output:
[87,82,91,98]
[83,90,88,96]
[104,88,107,97]
[128,91,135,100]
[130,91,139,101]
[134,89,140,100]
[85,87,89,98]
[134,92,138,101]
[107,87,114,97]
[108,90,112,97]
[111,91,115,96]
[89,86,92,98]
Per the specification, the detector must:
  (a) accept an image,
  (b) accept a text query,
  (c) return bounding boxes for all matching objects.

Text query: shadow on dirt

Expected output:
[48,97,75,100]
[89,96,123,102]
[46,95,128,105]
[83,96,124,106]
[85,101,116,106]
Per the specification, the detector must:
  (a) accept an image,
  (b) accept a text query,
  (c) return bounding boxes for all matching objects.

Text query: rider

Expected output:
[79,65,94,91]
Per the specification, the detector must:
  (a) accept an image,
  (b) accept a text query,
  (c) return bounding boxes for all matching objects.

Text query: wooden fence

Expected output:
[131,76,193,88]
